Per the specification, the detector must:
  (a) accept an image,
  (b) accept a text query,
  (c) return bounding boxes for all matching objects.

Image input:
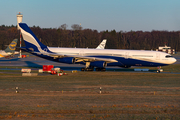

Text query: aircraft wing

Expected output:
[34,52,118,63]
[71,55,118,63]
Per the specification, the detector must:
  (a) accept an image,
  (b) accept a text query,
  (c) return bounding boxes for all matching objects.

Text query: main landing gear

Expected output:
[81,67,94,71]
[95,68,106,71]
[81,67,106,71]
[81,62,106,71]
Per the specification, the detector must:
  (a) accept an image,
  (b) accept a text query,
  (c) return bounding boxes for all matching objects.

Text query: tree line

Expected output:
[0,24,180,52]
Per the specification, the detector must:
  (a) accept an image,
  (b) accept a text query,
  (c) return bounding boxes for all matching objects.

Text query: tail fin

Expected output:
[18,23,47,52]
[5,39,18,53]
[96,39,107,49]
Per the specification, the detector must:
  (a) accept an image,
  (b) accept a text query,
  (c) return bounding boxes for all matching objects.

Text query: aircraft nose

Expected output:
[172,58,177,64]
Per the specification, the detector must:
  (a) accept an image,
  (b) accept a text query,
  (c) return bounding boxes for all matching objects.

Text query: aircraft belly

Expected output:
[118,58,168,67]
[106,56,168,67]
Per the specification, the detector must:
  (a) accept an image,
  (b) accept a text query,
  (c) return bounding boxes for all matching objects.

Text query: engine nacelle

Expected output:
[58,57,75,64]
[90,61,107,68]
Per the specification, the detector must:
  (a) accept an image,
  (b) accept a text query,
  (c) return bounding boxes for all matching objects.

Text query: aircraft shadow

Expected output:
[24,61,42,68]
[0,58,21,61]
[24,61,82,70]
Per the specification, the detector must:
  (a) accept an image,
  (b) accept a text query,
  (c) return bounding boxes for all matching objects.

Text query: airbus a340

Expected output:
[19,23,176,72]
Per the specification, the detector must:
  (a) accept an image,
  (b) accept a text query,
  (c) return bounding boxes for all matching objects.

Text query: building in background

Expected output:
[156,45,175,54]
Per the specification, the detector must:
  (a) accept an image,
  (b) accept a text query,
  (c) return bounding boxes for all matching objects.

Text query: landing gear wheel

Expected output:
[95,68,100,71]
[85,68,93,71]
[101,68,106,71]
[81,67,94,71]
[95,68,106,71]
[157,66,163,73]
[81,68,85,71]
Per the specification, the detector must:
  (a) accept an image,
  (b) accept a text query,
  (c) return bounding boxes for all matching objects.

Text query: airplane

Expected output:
[96,39,106,49]
[0,39,19,58]
[18,23,176,72]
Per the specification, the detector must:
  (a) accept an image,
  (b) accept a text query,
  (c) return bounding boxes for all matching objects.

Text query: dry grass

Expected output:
[0,69,180,119]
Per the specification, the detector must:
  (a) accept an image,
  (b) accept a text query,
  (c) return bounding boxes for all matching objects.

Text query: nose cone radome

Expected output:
[172,58,177,64]
[169,58,177,64]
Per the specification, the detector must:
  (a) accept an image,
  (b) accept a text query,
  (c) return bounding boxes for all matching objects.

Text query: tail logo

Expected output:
[44,48,48,52]
[9,41,17,50]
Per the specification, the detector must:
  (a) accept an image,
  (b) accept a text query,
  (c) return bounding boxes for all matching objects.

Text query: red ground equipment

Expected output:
[51,68,64,75]
[21,55,26,58]
[43,65,54,73]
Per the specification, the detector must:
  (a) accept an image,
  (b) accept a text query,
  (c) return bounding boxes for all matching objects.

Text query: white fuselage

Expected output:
[0,50,12,58]
[47,47,176,66]
[0,50,19,58]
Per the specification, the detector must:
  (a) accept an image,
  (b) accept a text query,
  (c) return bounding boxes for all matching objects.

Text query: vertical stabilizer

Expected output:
[96,39,107,49]
[5,39,18,53]
[18,23,47,52]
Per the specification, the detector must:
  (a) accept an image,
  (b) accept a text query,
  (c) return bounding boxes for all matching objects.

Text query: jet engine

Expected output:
[58,57,75,64]
[90,61,107,68]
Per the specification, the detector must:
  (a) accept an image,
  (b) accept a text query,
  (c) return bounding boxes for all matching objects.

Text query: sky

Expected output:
[0,0,180,32]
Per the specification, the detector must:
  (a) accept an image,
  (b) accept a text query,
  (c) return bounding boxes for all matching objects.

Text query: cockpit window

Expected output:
[165,55,173,58]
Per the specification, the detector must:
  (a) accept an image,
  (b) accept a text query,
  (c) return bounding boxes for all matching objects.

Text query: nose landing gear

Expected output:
[157,66,163,73]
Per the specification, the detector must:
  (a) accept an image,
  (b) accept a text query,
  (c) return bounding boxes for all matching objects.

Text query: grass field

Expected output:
[0,64,180,119]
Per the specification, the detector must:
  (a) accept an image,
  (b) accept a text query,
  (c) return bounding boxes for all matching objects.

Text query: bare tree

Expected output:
[71,24,82,30]
[60,24,68,30]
